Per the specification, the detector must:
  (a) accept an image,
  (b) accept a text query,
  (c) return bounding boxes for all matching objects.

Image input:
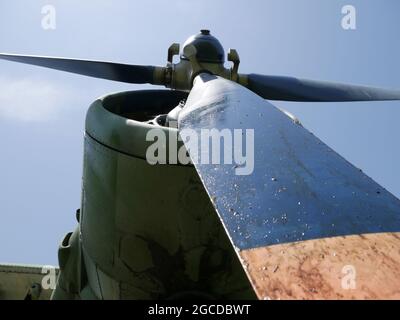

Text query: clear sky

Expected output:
[0,0,399,265]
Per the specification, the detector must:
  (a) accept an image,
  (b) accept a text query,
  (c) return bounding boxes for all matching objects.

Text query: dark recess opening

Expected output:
[102,90,188,121]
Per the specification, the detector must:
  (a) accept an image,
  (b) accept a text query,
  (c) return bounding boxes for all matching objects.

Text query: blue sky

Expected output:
[0,0,399,265]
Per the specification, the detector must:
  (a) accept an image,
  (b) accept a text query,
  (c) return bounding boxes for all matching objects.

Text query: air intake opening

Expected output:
[102,90,188,122]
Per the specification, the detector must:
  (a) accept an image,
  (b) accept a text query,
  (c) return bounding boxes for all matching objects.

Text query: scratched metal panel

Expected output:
[179,74,400,251]
[0,264,59,300]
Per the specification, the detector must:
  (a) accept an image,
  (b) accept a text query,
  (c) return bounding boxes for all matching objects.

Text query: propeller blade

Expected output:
[243,73,400,102]
[0,53,165,85]
[179,73,400,299]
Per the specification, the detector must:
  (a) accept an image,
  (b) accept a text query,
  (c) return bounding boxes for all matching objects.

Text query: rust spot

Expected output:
[240,232,400,300]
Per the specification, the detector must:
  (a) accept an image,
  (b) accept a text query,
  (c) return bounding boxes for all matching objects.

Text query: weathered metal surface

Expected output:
[240,232,400,300]
[0,264,58,300]
[179,74,400,251]
[79,91,255,299]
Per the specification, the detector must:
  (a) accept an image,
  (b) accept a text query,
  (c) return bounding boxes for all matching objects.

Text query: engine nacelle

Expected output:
[53,90,254,300]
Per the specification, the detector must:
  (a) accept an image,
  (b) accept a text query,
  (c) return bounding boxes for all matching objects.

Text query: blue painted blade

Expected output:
[179,74,400,251]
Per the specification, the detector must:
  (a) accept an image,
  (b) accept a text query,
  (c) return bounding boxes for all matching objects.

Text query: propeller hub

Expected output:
[181,30,225,64]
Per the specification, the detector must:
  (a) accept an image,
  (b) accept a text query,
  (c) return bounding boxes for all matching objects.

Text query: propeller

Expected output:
[2,29,400,103]
[0,53,166,85]
[178,73,400,299]
[243,73,400,102]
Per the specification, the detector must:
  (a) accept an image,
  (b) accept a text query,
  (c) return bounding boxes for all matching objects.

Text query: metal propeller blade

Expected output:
[243,73,400,101]
[0,53,166,85]
[179,73,400,299]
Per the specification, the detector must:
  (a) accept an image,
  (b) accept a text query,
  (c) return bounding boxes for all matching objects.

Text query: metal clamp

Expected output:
[165,43,180,87]
[168,43,180,63]
[228,49,240,82]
